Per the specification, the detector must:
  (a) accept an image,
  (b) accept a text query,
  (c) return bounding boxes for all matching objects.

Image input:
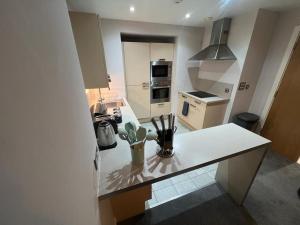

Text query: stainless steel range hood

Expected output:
[189,18,236,61]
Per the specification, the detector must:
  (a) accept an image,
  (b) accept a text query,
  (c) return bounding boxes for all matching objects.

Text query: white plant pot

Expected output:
[130,143,145,165]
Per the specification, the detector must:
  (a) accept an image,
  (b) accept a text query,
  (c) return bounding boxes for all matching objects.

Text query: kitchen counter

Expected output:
[179,90,229,105]
[98,100,271,200]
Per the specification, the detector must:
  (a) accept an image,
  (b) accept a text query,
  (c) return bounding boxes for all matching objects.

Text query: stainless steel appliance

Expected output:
[96,121,117,150]
[150,82,171,103]
[150,61,172,82]
[150,61,172,104]
[90,98,107,116]
[189,18,236,61]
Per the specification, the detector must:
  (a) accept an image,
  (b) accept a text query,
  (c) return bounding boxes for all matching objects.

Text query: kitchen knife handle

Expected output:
[171,114,175,132]
[151,117,160,132]
[160,115,165,131]
[168,113,172,129]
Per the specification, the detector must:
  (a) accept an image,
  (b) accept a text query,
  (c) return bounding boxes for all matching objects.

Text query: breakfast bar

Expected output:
[98,102,271,224]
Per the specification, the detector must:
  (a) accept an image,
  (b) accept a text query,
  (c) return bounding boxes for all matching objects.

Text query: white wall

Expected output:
[198,11,258,122]
[100,19,204,112]
[230,9,278,120]
[0,1,100,225]
[249,7,300,122]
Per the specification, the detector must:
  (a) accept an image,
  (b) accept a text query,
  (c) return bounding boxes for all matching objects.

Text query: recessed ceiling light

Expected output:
[130,6,135,13]
[185,13,191,19]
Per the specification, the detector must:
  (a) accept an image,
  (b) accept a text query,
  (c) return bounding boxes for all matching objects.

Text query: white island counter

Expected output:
[98,99,271,223]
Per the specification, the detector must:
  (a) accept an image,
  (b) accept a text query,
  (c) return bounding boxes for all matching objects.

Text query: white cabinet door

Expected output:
[123,42,150,86]
[150,43,174,61]
[151,102,171,117]
[69,12,109,88]
[187,99,205,129]
[127,85,150,119]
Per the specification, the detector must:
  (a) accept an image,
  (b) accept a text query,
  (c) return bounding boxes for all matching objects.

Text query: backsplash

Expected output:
[85,86,124,107]
[85,89,100,107]
[192,78,233,99]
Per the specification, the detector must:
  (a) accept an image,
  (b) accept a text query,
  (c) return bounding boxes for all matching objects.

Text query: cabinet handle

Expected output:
[194,100,201,105]
[142,82,150,88]
[158,103,165,106]
[182,95,187,98]
[190,104,196,108]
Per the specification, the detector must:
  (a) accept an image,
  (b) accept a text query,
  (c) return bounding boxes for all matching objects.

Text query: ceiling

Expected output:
[67,0,300,27]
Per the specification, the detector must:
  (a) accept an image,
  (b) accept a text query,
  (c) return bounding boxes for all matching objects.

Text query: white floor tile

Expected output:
[174,179,197,195]
[185,170,199,178]
[192,173,215,189]
[152,178,172,191]
[140,117,192,136]
[147,194,158,208]
[170,173,189,184]
[154,186,179,203]
[195,167,207,175]
[203,163,218,172]
[208,170,216,179]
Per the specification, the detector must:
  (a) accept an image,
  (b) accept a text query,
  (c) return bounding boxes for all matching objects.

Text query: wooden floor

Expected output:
[119,183,257,225]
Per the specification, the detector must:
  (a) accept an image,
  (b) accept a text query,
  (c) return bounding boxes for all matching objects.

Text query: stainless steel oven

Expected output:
[150,61,172,82]
[151,81,171,104]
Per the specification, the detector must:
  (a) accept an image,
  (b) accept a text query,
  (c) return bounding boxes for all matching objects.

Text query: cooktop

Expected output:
[187,91,217,98]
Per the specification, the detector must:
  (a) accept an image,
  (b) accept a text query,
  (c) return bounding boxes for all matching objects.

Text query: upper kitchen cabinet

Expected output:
[150,43,174,61]
[69,12,109,89]
[123,42,150,86]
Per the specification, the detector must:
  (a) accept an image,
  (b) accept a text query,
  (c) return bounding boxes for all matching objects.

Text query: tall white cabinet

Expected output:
[123,42,174,119]
[123,42,151,119]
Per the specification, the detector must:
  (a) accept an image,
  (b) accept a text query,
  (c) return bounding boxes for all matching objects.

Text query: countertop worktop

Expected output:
[179,90,229,105]
[98,100,270,200]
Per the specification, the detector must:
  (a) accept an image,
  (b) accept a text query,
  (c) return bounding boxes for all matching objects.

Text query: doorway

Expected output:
[261,36,300,162]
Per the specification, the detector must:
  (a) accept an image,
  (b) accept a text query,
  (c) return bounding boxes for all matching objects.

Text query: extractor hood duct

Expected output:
[189,18,236,61]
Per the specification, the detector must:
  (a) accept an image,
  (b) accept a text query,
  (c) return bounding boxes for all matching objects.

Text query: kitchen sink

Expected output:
[105,99,125,108]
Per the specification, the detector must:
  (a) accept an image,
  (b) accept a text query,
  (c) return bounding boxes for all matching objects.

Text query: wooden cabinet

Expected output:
[69,12,108,88]
[123,42,150,86]
[127,85,150,119]
[150,43,174,61]
[151,102,171,117]
[177,93,227,130]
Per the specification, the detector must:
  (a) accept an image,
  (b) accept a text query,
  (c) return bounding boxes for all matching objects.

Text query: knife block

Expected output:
[156,129,175,158]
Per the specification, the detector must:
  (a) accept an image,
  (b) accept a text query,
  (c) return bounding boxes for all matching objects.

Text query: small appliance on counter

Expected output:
[93,115,118,134]
[96,121,117,150]
[90,98,123,150]
[90,98,107,117]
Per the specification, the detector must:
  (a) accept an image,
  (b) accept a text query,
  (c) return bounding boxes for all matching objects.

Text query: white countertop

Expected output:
[98,100,270,200]
[179,90,229,104]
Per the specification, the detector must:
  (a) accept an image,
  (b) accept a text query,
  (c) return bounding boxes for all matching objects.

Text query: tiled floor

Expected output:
[141,117,218,208]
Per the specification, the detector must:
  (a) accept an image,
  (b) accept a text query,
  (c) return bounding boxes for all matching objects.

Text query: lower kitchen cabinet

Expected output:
[177,93,227,130]
[127,85,150,119]
[150,102,171,117]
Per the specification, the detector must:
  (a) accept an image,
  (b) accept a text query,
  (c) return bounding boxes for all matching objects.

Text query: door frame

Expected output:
[260,25,300,127]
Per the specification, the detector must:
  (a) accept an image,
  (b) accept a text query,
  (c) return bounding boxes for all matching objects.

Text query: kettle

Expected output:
[97,121,117,150]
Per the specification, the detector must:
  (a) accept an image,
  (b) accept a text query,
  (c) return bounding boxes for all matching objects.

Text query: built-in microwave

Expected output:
[150,61,172,82]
